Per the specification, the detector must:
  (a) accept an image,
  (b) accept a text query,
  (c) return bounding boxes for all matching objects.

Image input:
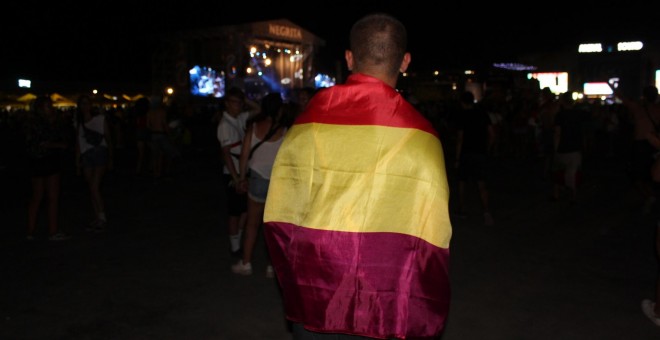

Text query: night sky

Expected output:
[2,1,656,88]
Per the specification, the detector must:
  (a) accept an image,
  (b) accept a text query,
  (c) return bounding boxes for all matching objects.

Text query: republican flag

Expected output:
[264,74,452,339]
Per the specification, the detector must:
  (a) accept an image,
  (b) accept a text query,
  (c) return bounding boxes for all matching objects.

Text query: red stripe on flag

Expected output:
[264,221,450,339]
[295,74,437,137]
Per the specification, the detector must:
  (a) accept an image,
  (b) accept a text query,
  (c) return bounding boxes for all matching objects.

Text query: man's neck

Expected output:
[354,68,397,88]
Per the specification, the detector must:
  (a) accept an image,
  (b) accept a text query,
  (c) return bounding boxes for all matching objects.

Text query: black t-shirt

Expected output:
[456,107,491,155]
[555,108,590,153]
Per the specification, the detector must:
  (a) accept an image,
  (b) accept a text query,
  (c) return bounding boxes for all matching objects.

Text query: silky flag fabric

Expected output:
[264,73,452,339]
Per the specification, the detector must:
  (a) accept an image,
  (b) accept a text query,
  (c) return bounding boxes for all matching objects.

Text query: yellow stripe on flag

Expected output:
[264,122,452,249]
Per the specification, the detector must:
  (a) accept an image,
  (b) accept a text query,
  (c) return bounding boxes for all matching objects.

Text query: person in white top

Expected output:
[75,95,112,232]
[231,93,289,276]
[216,87,260,256]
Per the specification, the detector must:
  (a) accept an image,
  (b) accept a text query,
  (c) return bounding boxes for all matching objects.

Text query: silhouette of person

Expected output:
[613,84,660,213]
[642,115,660,326]
[147,99,179,180]
[24,95,71,241]
[75,95,112,232]
[133,97,151,176]
[454,90,495,226]
[551,92,590,203]
[537,87,559,179]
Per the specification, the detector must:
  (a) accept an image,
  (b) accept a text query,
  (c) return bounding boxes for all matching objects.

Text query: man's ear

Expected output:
[399,52,411,73]
[345,50,354,71]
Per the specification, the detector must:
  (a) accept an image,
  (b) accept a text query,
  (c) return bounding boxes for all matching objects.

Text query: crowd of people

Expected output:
[0,84,322,242]
[1,95,187,241]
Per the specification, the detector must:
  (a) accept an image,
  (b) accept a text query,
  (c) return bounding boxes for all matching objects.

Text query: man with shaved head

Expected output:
[264,13,452,339]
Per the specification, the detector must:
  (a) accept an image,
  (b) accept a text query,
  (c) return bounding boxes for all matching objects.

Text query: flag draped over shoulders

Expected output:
[264,73,452,339]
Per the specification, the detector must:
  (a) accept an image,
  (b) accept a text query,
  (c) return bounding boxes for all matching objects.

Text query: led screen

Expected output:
[190,65,225,98]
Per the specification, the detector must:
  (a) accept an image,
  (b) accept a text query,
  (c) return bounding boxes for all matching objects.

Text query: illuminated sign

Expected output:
[578,43,602,53]
[268,24,303,40]
[579,41,643,53]
[583,82,613,96]
[617,41,643,51]
[527,72,568,94]
[18,79,31,88]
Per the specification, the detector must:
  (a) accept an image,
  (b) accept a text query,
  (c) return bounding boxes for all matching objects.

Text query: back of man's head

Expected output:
[349,13,407,77]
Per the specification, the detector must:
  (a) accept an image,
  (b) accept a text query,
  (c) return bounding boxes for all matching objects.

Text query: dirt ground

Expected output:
[2,145,660,339]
